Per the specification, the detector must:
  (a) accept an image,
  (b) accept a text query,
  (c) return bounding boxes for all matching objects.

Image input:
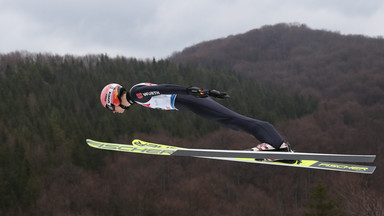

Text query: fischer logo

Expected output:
[318,163,368,171]
[136,93,143,99]
[95,143,176,155]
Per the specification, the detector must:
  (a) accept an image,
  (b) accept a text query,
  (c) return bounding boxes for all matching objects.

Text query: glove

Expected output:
[187,87,230,99]
[208,89,230,99]
[187,87,209,98]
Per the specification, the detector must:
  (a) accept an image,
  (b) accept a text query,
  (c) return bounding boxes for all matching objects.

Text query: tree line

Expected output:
[171,23,384,215]
[1,23,383,216]
[0,51,318,215]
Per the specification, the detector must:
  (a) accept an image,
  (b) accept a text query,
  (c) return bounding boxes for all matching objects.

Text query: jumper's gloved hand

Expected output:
[187,87,230,99]
[208,89,230,99]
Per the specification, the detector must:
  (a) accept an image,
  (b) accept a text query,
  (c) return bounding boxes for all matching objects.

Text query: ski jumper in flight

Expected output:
[100,82,291,153]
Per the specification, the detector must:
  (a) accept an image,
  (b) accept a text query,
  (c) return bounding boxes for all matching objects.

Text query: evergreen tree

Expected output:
[303,181,343,216]
[0,52,319,214]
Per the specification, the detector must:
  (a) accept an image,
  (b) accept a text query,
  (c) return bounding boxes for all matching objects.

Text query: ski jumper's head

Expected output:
[100,83,130,112]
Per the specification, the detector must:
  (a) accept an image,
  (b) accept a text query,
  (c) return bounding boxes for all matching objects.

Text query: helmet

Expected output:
[100,83,124,111]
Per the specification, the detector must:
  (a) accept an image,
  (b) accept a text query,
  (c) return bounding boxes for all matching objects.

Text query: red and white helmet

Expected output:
[100,83,124,111]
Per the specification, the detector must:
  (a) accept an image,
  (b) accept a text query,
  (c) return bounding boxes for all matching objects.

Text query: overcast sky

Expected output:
[1,0,383,59]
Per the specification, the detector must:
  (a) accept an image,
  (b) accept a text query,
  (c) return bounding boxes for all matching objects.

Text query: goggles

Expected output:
[106,103,130,111]
[105,84,130,111]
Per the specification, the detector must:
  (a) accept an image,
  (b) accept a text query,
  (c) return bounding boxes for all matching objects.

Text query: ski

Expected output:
[86,139,375,163]
[86,139,375,174]
[129,139,375,174]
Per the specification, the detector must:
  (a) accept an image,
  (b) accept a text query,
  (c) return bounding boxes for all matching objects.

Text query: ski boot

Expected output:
[249,142,297,164]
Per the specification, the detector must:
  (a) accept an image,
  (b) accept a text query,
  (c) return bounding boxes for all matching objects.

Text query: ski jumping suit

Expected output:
[129,83,285,148]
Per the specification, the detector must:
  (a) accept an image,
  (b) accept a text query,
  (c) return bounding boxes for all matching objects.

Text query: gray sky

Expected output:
[1,0,383,59]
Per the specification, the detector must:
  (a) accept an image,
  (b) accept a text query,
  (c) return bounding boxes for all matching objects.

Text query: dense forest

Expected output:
[1,23,383,215]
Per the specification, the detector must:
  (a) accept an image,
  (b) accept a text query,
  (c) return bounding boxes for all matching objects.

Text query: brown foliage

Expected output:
[2,24,384,215]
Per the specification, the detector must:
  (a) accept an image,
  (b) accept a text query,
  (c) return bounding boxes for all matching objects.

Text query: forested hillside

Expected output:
[170,23,384,214]
[0,51,318,215]
[0,23,383,215]
[171,23,384,104]
[170,23,384,154]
